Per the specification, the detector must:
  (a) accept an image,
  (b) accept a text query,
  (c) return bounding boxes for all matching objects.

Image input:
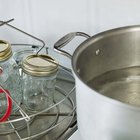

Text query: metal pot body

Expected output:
[55,26,140,140]
[75,75,140,140]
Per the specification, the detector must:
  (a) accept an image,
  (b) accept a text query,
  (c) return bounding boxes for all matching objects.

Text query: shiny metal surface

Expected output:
[0,20,77,140]
[0,67,76,140]
[54,25,140,140]
[73,26,140,82]
[74,25,140,140]
[54,32,90,58]
[21,54,58,76]
[88,66,140,106]
[0,40,12,61]
[0,19,45,54]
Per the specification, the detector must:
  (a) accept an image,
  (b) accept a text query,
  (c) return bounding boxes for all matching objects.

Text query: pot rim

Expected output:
[72,24,140,111]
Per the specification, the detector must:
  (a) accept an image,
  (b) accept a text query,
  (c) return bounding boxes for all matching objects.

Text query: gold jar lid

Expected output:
[0,40,12,61]
[21,54,59,76]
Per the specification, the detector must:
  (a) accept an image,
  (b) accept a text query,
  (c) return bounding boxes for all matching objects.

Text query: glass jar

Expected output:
[0,40,21,113]
[21,54,58,112]
[13,46,39,67]
[13,47,38,76]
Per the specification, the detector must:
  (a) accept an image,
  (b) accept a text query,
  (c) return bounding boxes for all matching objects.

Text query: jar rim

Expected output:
[21,54,59,76]
[0,40,12,61]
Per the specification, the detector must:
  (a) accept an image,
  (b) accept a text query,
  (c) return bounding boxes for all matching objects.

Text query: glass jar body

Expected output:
[0,57,21,113]
[22,72,57,112]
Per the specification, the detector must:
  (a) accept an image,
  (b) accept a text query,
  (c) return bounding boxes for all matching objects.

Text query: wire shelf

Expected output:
[0,19,76,140]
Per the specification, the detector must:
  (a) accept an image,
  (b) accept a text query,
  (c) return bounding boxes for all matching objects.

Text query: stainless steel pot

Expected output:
[54,26,140,140]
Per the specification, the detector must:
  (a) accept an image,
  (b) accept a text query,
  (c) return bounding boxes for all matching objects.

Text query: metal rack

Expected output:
[0,19,76,140]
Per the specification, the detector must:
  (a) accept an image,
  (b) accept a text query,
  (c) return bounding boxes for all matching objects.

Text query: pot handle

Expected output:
[54,32,91,58]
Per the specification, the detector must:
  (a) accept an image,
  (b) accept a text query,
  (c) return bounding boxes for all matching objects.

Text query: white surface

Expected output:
[0,0,140,67]
[0,1,140,139]
[68,130,81,140]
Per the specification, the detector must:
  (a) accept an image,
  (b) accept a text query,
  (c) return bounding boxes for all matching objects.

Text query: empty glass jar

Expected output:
[21,54,58,112]
[0,40,22,114]
[13,45,39,67]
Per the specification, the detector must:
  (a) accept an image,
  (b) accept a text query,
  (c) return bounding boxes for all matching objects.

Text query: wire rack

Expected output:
[0,19,76,140]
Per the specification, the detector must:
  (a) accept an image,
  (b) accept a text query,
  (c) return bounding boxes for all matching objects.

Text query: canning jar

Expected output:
[13,45,39,67]
[21,54,58,112]
[0,40,21,114]
[13,46,39,76]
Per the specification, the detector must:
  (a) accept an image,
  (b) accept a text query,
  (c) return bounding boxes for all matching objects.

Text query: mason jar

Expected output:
[21,54,58,112]
[13,45,39,67]
[0,40,21,114]
[13,46,39,76]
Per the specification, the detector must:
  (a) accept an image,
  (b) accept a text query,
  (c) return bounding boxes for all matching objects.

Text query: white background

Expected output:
[0,0,140,66]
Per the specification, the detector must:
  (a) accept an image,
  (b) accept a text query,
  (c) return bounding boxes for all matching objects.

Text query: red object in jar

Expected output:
[0,88,12,122]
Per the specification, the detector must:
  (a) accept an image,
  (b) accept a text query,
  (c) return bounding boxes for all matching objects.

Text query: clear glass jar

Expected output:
[21,54,58,112]
[0,40,21,113]
[13,46,39,67]
[13,47,39,76]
